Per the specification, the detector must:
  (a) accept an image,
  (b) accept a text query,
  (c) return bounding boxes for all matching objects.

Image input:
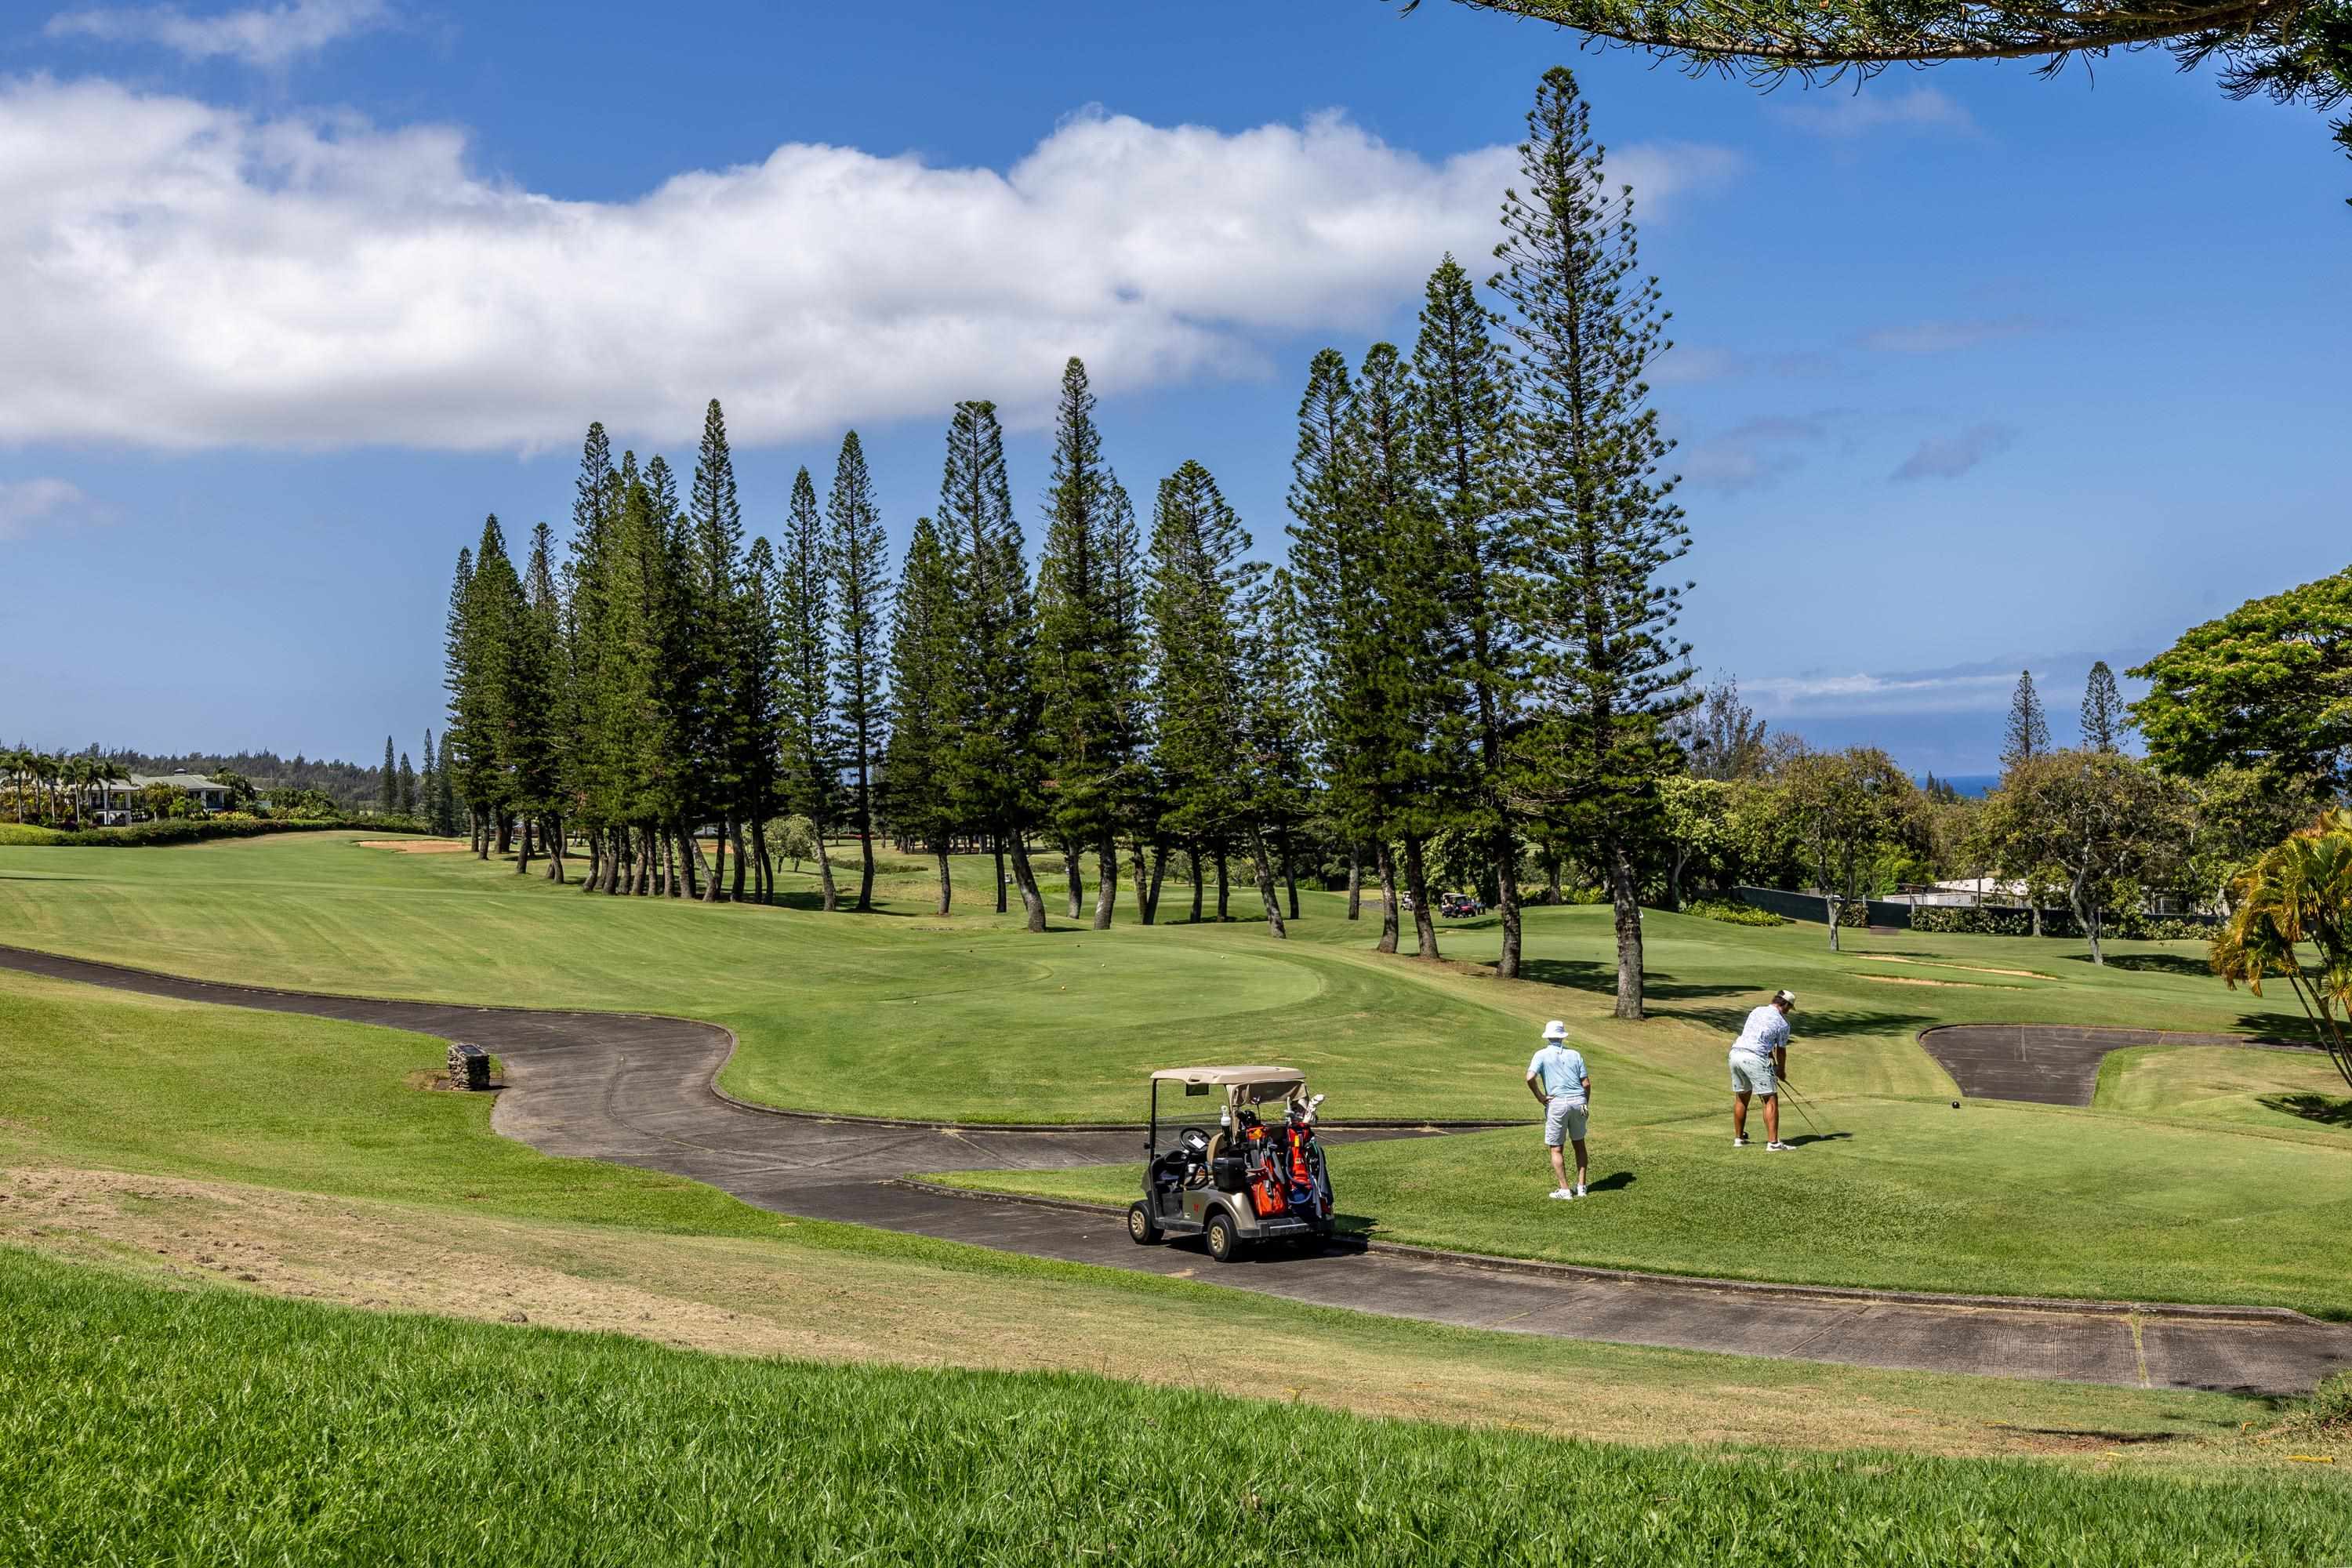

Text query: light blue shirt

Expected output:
[1733,1004,1789,1058]
[1527,1044,1589,1102]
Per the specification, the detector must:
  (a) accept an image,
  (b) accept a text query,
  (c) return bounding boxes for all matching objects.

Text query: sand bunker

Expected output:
[1857,953,2053,981]
[1859,975,1995,989]
[357,839,471,854]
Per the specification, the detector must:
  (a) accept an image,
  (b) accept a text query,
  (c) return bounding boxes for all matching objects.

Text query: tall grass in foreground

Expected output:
[2,1251,2342,1566]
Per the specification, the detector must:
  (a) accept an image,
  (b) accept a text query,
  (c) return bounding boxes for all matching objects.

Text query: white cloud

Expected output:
[44,0,389,67]
[0,78,1735,454]
[1777,86,1976,140]
[0,477,103,539]
[1890,421,2017,481]
[1860,316,2046,354]
[1682,412,1835,492]
[1741,669,2017,716]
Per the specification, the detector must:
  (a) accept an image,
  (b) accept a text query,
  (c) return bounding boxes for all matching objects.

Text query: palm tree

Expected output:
[1,748,26,823]
[29,753,60,826]
[60,756,96,831]
[2212,808,2352,1091]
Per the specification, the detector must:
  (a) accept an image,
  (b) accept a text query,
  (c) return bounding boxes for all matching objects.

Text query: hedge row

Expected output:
[1909,906,2219,943]
[20,815,435,848]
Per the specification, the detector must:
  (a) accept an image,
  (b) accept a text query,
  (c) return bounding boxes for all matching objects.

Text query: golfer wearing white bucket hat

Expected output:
[1526,1019,1592,1200]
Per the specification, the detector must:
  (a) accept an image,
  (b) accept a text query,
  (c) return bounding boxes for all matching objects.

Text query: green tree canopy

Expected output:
[1399,0,2352,175]
[2131,565,2352,791]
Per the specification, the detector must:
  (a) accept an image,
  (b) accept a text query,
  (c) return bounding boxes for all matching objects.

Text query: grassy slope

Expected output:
[2,835,2344,1308]
[4,964,2298,1472]
[8,1252,2347,1568]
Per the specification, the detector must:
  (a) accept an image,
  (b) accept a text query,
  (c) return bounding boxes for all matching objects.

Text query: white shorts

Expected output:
[1730,1052,1777,1096]
[1544,1097,1589,1147]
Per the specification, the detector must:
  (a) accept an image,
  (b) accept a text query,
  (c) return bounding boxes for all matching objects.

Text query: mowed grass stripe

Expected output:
[5,1250,2346,1567]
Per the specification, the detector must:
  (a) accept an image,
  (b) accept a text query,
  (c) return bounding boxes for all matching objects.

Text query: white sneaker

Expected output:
[1766,1141,1792,1152]
[1548,1188,1574,1200]
[1573,1184,1588,1199]
[1731,1136,1749,1148]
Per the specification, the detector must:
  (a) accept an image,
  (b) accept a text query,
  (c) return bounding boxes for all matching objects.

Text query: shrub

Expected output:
[2274,1370,2352,1439]
[1910,906,2217,942]
[1683,898,1788,927]
[18,818,430,848]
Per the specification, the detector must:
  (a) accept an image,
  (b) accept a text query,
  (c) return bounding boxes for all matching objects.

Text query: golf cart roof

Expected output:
[1150,1065,1305,1094]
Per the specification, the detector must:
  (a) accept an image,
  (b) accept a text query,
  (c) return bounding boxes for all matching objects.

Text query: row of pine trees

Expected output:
[438,69,1692,1017]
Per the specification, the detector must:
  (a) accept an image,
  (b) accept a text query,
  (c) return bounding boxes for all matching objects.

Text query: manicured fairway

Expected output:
[6,965,2296,1465]
[2,833,2341,1308]
[5,1251,2347,1566]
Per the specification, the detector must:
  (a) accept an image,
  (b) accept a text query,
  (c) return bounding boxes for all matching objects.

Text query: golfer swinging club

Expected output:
[1730,989,1795,1152]
[1526,1020,1592,1200]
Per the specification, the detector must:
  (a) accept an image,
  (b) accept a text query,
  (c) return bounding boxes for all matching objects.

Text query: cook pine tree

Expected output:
[1495,67,1696,1021]
[379,737,398,815]
[2003,669,2052,769]
[1412,252,1525,977]
[882,514,959,914]
[937,399,1049,931]
[775,466,840,913]
[1287,348,1381,938]
[1035,357,1128,927]
[829,430,891,912]
[2080,660,2128,752]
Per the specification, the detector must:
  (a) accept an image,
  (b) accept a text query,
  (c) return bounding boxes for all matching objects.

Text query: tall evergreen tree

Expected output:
[2003,669,2053,769]
[1249,567,1317,926]
[1036,357,1127,928]
[688,399,748,902]
[419,728,439,833]
[2080,660,2128,752]
[379,736,397,815]
[434,729,456,837]
[509,521,564,877]
[564,423,620,891]
[1099,478,1163,924]
[774,466,840,912]
[1413,252,1526,975]
[938,399,1048,931]
[1494,67,1695,1020]
[828,430,891,912]
[1286,348,1379,937]
[397,752,417,817]
[1149,460,1274,932]
[882,515,959,914]
[740,535,783,905]
[441,542,488,852]
[1350,339,1464,962]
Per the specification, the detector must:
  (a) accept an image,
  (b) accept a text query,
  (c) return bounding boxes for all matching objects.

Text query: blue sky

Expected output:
[2,0,2346,775]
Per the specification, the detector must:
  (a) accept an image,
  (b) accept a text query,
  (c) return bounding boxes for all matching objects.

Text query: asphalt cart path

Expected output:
[7,943,2347,1397]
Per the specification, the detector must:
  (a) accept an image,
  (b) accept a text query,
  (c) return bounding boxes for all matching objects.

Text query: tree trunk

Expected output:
[633,826,652,895]
[934,842,953,916]
[1189,844,1204,924]
[1494,833,1523,979]
[515,815,534,875]
[1247,831,1287,939]
[749,816,769,905]
[1065,842,1085,920]
[1609,839,1645,1020]
[993,837,1007,914]
[1824,893,1842,952]
[1402,834,1440,960]
[732,818,750,903]
[703,818,727,904]
[1282,837,1300,921]
[547,815,566,884]
[473,806,487,860]
[2030,901,2043,938]
[1091,830,1117,930]
[2071,873,2103,966]
[1214,848,1232,921]
[686,823,714,900]
[496,813,513,856]
[583,827,602,893]
[1545,854,1563,907]
[1346,847,1362,920]
[1006,833,1047,932]
[1374,842,1399,954]
[812,824,837,912]
[1129,838,1159,927]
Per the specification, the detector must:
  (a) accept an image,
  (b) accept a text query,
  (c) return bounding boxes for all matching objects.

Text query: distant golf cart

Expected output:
[1128,1065,1334,1263]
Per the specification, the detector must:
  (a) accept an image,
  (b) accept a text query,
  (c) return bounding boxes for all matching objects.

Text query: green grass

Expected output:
[6,1250,2346,1566]
[9,964,2297,1471]
[2,833,2343,1308]
[938,1091,2352,1314]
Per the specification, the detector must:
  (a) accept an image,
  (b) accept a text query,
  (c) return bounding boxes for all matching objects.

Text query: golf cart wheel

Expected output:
[1127,1201,1162,1246]
[1203,1208,1241,1264]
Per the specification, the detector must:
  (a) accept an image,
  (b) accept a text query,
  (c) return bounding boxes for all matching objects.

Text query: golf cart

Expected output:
[1127,1065,1334,1263]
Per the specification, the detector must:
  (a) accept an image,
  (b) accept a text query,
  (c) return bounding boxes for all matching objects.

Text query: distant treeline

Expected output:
[61,750,388,813]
